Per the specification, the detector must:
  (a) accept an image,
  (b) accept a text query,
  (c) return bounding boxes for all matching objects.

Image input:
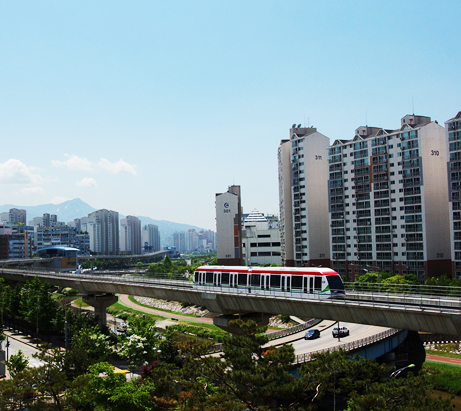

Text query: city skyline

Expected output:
[1,1,460,231]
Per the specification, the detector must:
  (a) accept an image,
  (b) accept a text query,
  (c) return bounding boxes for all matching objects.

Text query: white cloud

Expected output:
[0,159,44,185]
[51,154,93,171]
[98,158,137,176]
[76,177,97,188]
[51,155,137,176]
[20,186,45,195]
[50,196,72,204]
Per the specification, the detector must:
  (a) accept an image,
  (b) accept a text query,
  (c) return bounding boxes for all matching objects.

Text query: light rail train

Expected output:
[193,266,345,298]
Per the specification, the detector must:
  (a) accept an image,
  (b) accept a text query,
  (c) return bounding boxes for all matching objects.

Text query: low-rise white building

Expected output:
[242,210,281,266]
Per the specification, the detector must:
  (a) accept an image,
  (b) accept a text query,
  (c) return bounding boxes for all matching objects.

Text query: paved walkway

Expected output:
[118,294,214,325]
[426,354,461,366]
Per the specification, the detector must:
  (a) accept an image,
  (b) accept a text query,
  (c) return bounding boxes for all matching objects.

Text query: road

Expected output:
[290,321,389,355]
[2,333,44,369]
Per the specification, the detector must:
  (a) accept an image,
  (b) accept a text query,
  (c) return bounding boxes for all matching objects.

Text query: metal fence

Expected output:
[206,319,322,354]
[293,328,401,365]
[3,268,461,314]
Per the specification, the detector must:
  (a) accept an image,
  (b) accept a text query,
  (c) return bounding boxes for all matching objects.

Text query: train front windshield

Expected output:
[327,275,345,294]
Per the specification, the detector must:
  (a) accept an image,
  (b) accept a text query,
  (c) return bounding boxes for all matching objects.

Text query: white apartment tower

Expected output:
[328,115,451,281]
[83,209,120,255]
[278,126,331,267]
[446,111,461,278]
[216,185,243,266]
[141,224,160,253]
[120,216,142,255]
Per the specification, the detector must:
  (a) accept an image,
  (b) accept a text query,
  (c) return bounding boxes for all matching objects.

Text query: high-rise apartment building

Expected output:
[216,185,243,265]
[186,229,198,252]
[278,126,331,267]
[120,216,142,255]
[141,224,160,253]
[446,111,461,278]
[8,208,27,224]
[173,231,186,253]
[328,114,451,281]
[82,209,119,255]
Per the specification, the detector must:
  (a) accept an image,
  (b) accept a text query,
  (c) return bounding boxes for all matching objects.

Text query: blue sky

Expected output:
[1,1,460,230]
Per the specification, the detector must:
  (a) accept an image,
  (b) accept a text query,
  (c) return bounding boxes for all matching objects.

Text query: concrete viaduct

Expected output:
[2,268,461,336]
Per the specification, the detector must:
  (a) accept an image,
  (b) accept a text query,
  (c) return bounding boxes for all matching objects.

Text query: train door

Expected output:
[261,274,270,291]
[309,277,314,294]
[230,273,237,290]
[281,275,291,292]
[303,276,308,293]
[213,272,221,287]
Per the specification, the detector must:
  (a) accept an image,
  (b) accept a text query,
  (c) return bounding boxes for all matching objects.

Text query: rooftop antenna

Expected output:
[412,97,415,115]
[365,110,368,127]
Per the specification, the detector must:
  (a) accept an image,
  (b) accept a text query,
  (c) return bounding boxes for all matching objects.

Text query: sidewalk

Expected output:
[426,354,461,366]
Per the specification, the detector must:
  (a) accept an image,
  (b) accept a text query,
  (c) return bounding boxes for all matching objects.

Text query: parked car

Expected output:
[332,326,349,338]
[304,329,321,340]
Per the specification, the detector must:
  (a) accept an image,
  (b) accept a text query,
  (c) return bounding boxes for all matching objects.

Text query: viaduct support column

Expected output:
[82,294,118,328]
[213,313,272,336]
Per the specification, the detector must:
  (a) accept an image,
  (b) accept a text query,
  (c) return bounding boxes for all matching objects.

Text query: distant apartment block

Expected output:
[278,126,331,267]
[35,226,90,255]
[328,114,451,281]
[120,216,142,255]
[0,224,31,259]
[142,224,161,253]
[173,231,186,253]
[242,210,281,266]
[446,111,461,278]
[68,218,82,232]
[216,185,243,265]
[82,209,119,255]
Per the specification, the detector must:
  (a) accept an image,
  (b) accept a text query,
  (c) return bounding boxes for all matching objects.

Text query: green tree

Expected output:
[69,362,158,411]
[136,261,144,272]
[181,320,305,410]
[163,255,173,272]
[346,371,452,410]
[72,325,112,364]
[5,349,29,377]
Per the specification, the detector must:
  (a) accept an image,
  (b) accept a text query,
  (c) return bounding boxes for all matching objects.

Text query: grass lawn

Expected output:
[423,362,461,395]
[111,299,225,334]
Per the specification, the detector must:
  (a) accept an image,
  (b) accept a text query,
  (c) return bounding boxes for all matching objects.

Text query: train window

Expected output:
[194,272,199,282]
[271,275,281,288]
[314,277,322,291]
[238,274,247,286]
[206,273,213,284]
[250,274,260,286]
[291,275,302,289]
[222,273,230,285]
[327,275,345,291]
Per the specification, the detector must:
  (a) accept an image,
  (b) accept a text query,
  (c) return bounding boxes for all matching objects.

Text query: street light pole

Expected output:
[36,291,39,336]
[390,364,415,378]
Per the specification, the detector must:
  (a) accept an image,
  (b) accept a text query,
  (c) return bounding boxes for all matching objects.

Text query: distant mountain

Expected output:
[0,198,209,243]
[0,198,97,224]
